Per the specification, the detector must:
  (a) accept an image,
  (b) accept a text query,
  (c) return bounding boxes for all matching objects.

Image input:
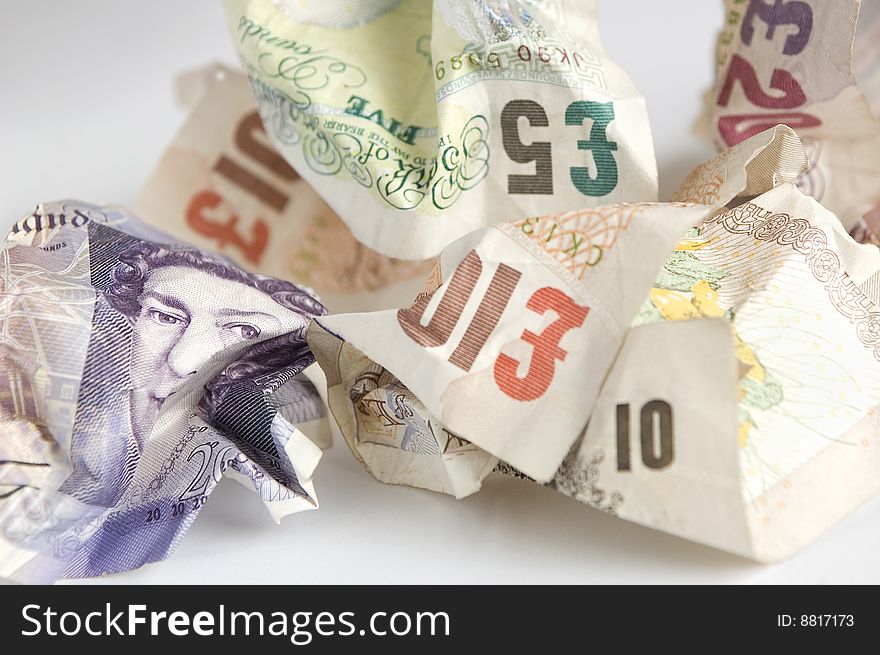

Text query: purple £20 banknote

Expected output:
[0,201,327,582]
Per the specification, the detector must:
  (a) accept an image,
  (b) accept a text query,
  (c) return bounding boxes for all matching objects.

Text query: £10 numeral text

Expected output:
[397,249,589,402]
[616,400,674,471]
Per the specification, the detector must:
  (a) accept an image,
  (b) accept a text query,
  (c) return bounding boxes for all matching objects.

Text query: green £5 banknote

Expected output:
[223,0,658,260]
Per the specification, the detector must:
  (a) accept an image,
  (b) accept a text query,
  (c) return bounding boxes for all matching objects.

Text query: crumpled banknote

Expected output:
[222,0,658,259]
[697,0,880,230]
[306,125,805,495]
[308,196,712,489]
[136,63,433,313]
[0,202,327,582]
[307,125,880,561]
[573,128,880,561]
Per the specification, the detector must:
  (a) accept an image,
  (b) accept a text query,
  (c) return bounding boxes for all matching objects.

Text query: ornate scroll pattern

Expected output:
[249,74,306,147]
[252,45,367,110]
[375,115,490,211]
[427,115,490,210]
[251,77,375,185]
[507,204,643,280]
[706,202,880,360]
[250,75,489,212]
[671,146,737,205]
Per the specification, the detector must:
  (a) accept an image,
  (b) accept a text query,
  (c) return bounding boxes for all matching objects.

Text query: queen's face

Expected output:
[126,265,306,435]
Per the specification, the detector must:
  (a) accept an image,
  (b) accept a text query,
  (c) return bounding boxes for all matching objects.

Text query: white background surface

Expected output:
[2,0,878,584]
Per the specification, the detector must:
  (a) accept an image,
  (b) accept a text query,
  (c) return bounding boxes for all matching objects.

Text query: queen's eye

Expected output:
[148,308,183,325]
[227,323,261,340]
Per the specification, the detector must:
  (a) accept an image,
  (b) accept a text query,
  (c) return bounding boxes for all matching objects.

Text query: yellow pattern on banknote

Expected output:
[636,197,880,503]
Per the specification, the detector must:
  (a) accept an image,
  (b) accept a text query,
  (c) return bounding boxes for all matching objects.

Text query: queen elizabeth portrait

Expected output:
[60,236,326,508]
